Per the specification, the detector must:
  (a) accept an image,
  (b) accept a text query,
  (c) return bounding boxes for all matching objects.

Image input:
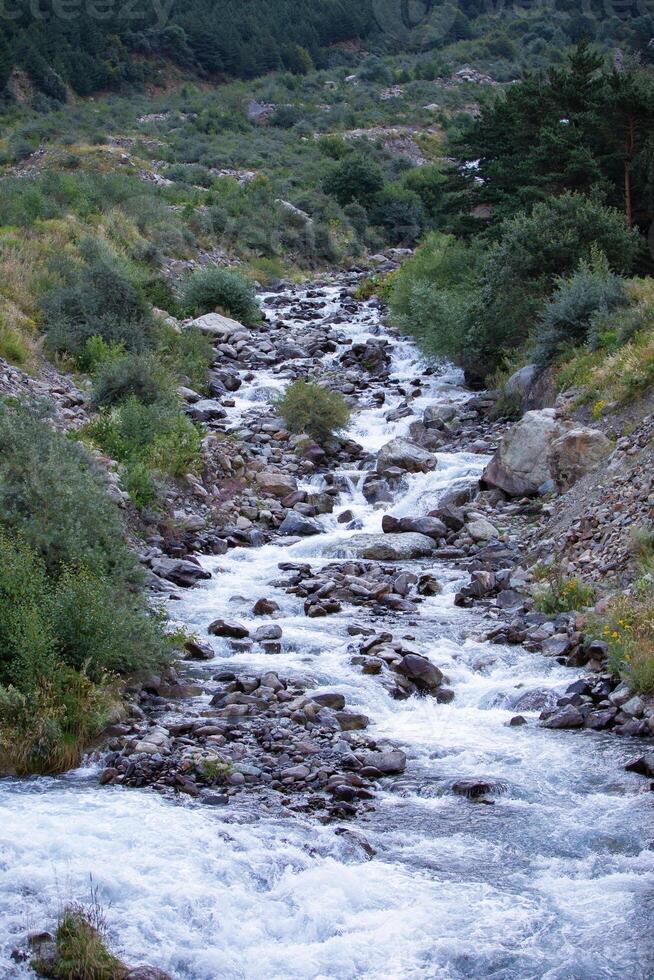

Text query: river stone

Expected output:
[382,515,447,540]
[254,624,283,641]
[279,511,323,536]
[150,557,211,588]
[547,427,612,492]
[312,693,346,709]
[423,403,457,429]
[184,639,215,661]
[253,598,280,616]
[396,654,444,692]
[625,753,654,777]
[376,438,437,475]
[466,517,500,542]
[208,619,250,639]
[360,749,407,775]
[329,532,438,561]
[540,705,584,729]
[482,409,563,497]
[452,778,506,799]
[186,312,245,338]
[335,711,370,731]
[255,470,298,498]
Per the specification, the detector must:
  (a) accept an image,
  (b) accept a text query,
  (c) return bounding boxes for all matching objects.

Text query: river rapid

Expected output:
[1,280,653,979]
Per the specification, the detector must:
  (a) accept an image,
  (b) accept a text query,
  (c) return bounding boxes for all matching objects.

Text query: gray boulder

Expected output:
[482,409,562,497]
[150,558,211,588]
[466,517,500,542]
[186,312,246,338]
[377,438,437,475]
[396,654,444,692]
[329,532,438,561]
[208,619,250,639]
[360,749,407,774]
[547,428,612,492]
[423,403,457,429]
[382,514,447,540]
[255,470,298,498]
[279,511,323,536]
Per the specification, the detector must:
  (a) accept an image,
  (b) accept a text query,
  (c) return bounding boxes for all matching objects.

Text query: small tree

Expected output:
[323,155,385,208]
[277,381,350,444]
[182,267,260,323]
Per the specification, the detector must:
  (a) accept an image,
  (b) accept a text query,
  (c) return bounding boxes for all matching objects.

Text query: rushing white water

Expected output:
[1,283,653,979]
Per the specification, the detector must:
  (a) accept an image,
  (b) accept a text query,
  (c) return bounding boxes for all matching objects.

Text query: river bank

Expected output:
[2,274,653,979]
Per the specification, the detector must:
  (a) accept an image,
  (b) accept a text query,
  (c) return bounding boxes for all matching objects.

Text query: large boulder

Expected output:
[482,409,562,497]
[255,470,298,498]
[278,511,323,537]
[360,749,407,775]
[505,364,539,400]
[186,312,245,338]
[150,558,211,588]
[377,438,437,475]
[382,514,447,540]
[328,532,438,561]
[466,517,500,542]
[547,428,612,492]
[423,403,457,430]
[395,654,444,692]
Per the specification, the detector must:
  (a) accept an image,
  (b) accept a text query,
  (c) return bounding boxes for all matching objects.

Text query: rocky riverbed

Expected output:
[2,275,653,979]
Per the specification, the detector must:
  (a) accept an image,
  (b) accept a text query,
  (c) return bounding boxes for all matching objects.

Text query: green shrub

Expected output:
[322,155,385,208]
[0,315,33,367]
[388,232,484,370]
[43,249,155,359]
[182,267,260,322]
[157,325,214,392]
[76,336,126,375]
[92,353,173,408]
[533,573,597,614]
[277,380,350,443]
[466,193,641,381]
[0,402,139,585]
[535,252,627,365]
[0,668,113,776]
[401,164,448,219]
[371,186,425,245]
[51,563,168,678]
[88,396,202,480]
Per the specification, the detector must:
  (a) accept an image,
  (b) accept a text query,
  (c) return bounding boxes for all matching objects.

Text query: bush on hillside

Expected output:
[595,586,654,695]
[466,193,641,380]
[43,249,154,359]
[371,186,426,245]
[277,380,350,444]
[88,396,202,481]
[390,196,641,384]
[92,353,173,408]
[157,325,214,392]
[182,267,260,322]
[535,252,627,364]
[322,155,385,209]
[0,402,139,584]
[388,232,484,369]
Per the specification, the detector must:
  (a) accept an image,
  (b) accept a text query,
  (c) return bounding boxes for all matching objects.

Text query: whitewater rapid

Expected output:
[1,284,652,979]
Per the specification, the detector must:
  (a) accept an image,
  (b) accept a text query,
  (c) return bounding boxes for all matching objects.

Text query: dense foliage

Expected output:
[452,42,654,234]
[0,403,171,774]
[277,380,350,444]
